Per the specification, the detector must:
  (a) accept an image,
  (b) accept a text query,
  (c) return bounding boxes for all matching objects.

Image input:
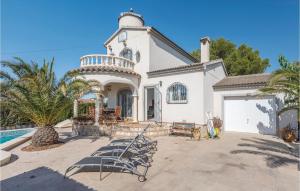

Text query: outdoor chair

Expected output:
[92,125,157,157]
[91,145,153,167]
[109,125,157,149]
[114,106,122,121]
[64,137,149,182]
[64,124,156,182]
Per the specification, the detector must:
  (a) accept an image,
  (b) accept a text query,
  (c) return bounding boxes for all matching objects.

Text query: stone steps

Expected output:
[113,126,170,137]
[72,124,171,137]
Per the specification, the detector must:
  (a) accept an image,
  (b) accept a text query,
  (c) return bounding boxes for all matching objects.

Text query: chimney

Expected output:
[200,36,210,63]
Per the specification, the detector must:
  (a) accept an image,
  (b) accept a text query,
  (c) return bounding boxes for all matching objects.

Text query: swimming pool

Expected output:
[0,128,35,144]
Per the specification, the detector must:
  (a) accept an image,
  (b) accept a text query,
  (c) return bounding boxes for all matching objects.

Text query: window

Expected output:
[167,83,188,104]
[119,48,133,61]
[135,51,141,63]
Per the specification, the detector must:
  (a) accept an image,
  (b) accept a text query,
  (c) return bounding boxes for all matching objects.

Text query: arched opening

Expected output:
[119,48,133,61]
[167,82,188,104]
[73,78,138,123]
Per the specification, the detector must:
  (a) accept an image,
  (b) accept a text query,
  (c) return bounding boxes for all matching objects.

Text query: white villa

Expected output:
[72,10,297,135]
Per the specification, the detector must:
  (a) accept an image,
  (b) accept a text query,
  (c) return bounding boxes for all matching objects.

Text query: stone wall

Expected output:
[72,121,208,138]
[72,121,101,136]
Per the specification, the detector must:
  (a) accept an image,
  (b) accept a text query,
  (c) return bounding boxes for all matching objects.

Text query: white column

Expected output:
[73,99,78,118]
[94,93,101,126]
[132,94,138,122]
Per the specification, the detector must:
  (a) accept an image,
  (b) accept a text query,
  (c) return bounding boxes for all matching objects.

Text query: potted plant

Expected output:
[192,127,201,140]
[212,117,223,137]
[282,125,296,142]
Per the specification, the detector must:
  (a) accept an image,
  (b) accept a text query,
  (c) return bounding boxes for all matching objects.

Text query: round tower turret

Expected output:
[118,9,144,28]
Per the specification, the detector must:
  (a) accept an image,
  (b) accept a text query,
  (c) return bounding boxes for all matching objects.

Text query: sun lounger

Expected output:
[64,155,148,182]
[91,126,156,165]
[64,125,155,182]
[108,124,157,150]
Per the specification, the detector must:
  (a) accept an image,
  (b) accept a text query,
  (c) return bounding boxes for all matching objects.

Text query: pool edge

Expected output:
[0,150,11,166]
[0,128,36,151]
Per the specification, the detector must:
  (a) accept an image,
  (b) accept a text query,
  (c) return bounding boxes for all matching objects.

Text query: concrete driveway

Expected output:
[1,129,299,191]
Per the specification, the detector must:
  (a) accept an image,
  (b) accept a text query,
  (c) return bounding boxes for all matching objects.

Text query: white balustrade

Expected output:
[80,54,135,70]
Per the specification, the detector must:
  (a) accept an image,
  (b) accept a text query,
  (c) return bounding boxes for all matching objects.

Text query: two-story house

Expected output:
[72,10,297,135]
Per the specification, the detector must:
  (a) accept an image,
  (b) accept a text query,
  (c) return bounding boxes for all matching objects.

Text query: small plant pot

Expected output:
[192,128,201,141]
[283,132,295,142]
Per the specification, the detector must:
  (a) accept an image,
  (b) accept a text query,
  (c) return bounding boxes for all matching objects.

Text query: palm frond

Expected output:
[0,58,97,127]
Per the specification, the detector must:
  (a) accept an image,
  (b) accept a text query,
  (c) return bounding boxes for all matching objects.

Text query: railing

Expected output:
[80,54,135,70]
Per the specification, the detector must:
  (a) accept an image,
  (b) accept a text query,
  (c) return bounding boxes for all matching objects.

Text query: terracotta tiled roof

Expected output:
[213,73,271,89]
[71,66,140,76]
[147,59,224,77]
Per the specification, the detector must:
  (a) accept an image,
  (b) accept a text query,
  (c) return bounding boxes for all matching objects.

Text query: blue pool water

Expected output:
[0,129,34,144]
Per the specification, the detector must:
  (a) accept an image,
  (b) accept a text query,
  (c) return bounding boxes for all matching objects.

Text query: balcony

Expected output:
[80,54,135,71]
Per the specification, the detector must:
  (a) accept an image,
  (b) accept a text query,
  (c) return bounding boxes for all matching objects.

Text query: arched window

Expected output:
[119,48,133,61]
[167,82,188,104]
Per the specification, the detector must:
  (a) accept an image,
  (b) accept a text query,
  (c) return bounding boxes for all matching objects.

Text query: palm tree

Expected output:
[0,57,99,146]
[260,56,299,140]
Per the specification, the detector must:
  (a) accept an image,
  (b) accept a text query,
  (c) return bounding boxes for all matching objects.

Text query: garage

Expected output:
[223,96,276,135]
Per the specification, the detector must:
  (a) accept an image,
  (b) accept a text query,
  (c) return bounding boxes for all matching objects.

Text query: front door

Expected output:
[117,89,132,118]
[145,86,162,122]
[145,87,155,120]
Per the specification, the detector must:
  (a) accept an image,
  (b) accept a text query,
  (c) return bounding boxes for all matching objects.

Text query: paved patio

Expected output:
[1,127,299,191]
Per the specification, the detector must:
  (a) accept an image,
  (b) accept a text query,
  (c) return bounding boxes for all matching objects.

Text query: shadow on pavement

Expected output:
[230,137,300,169]
[1,166,95,191]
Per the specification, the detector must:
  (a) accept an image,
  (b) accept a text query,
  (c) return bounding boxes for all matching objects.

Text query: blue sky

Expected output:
[1,0,299,78]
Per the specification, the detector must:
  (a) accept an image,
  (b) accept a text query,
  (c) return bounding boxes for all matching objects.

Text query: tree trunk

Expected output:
[32,127,59,147]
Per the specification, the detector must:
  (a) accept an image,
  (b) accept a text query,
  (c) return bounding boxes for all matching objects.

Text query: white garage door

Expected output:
[224,96,276,135]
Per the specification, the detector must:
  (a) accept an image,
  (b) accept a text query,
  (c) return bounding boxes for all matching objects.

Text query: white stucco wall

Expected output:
[106,29,151,121]
[119,15,144,28]
[149,35,193,71]
[81,73,139,91]
[213,88,298,131]
[203,62,226,122]
[145,71,204,124]
[275,94,298,130]
[94,24,230,125]
[103,83,132,108]
[106,29,150,78]
[106,27,202,123]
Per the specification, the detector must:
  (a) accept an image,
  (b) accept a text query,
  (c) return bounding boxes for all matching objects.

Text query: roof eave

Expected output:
[71,67,141,77]
[213,83,268,90]
[104,27,148,47]
[104,26,199,63]
[148,27,199,63]
[147,59,224,77]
